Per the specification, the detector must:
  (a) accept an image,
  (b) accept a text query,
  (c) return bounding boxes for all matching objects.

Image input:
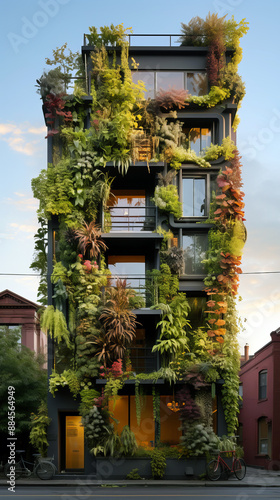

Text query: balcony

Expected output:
[104,274,161,309]
[130,347,158,374]
[102,205,157,232]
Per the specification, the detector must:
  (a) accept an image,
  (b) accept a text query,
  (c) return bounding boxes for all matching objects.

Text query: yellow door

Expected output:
[65,416,84,469]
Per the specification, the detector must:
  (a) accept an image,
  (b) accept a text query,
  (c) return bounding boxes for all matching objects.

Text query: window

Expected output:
[182,233,208,275]
[239,384,243,408]
[156,71,184,92]
[259,370,267,400]
[132,71,207,99]
[132,71,154,99]
[184,127,212,154]
[181,172,217,219]
[185,72,208,96]
[183,177,206,217]
[0,325,22,344]
[186,297,207,329]
[108,255,145,293]
[107,190,147,231]
[258,417,269,454]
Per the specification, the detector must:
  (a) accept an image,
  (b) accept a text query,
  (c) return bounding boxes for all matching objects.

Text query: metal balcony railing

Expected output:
[103,206,157,232]
[104,274,160,308]
[83,33,183,47]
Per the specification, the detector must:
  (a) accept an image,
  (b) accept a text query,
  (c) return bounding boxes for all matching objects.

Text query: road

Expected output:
[1,486,280,500]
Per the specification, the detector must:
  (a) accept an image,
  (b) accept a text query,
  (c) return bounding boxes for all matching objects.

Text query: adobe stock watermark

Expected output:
[239,108,280,162]
[7,0,71,54]
[213,0,244,16]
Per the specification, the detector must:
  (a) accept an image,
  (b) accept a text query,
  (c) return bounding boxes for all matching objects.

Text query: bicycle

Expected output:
[206,448,246,481]
[4,450,56,480]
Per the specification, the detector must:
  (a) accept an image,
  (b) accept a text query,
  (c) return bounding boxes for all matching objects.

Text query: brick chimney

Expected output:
[244,343,249,362]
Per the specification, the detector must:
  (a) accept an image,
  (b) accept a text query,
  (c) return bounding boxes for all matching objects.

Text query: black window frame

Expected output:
[178,168,217,221]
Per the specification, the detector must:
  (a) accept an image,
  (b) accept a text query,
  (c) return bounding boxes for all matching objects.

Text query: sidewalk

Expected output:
[1,467,280,488]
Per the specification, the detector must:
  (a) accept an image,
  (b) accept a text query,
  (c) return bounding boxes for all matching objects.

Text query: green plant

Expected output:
[29,401,51,457]
[126,468,142,480]
[150,449,166,479]
[153,184,182,218]
[180,423,219,456]
[120,425,138,456]
[152,294,191,363]
[82,405,112,455]
[160,246,184,275]
[86,23,132,47]
[79,388,100,415]
[41,306,71,348]
[49,369,80,398]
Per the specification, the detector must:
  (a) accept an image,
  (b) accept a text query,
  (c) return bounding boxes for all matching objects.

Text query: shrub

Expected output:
[126,468,142,480]
[180,423,219,456]
[150,449,166,479]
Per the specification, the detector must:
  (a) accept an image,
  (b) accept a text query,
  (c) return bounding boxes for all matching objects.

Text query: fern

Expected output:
[41,305,71,347]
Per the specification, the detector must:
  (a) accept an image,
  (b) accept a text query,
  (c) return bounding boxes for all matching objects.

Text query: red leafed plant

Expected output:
[203,149,245,345]
[175,386,201,421]
[75,220,107,260]
[214,150,245,227]
[155,87,189,110]
[44,93,72,138]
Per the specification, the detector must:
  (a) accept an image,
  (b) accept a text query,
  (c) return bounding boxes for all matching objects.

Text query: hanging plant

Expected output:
[41,305,71,348]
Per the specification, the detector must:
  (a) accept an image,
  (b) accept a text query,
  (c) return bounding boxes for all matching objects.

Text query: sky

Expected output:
[0,0,279,357]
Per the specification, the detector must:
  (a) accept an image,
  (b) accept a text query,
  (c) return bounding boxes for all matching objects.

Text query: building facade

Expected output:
[239,329,280,469]
[0,289,47,361]
[33,18,248,473]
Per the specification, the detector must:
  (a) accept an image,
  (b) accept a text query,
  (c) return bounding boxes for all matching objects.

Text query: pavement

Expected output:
[0,467,280,488]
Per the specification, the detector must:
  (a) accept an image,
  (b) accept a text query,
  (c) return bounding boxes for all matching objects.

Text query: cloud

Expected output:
[10,223,38,233]
[4,193,39,212]
[0,232,14,240]
[28,126,46,135]
[0,122,46,156]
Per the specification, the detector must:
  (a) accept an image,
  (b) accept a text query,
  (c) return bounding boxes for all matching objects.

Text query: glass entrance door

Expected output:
[65,416,84,469]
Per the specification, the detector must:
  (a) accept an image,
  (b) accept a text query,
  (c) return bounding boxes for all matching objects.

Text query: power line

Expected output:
[1,271,280,277]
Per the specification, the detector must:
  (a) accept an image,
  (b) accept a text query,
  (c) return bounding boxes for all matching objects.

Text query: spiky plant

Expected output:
[98,278,138,361]
[74,220,107,259]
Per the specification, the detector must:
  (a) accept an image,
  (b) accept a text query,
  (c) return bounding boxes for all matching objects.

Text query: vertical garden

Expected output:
[31,15,248,462]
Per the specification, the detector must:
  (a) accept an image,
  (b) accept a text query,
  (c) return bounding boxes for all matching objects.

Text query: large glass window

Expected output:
[185,72,208,96]
[156,71,184,92]
[132,71,207,99]
[259,370,267,400]
[183,177,206,217]
[182,234,208,275]
[107,190,146,231]
[108,255,145,293]
[132,71,154,99]
[185,127,212,154]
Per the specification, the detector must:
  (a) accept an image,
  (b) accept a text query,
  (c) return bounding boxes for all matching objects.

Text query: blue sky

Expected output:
[0,0,279,356]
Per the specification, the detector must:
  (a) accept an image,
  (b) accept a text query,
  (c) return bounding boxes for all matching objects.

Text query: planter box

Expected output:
[92,457,207,480]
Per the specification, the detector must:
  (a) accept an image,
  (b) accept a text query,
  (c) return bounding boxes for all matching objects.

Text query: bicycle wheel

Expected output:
[233,458,246,480]
[35,461,55,480]
[206,459,222,481]
[4,461,23,479]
